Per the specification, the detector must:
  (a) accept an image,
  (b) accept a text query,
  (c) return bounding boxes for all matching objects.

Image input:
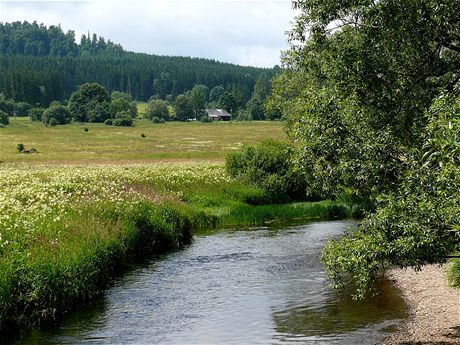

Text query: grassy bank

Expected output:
[0,162,356,333]
[0,117,284,164]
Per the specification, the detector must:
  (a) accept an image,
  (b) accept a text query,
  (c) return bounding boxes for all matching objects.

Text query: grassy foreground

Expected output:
[0,118,285,164]
[0,162,356,332]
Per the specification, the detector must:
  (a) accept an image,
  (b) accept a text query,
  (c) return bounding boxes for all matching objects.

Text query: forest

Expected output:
[0,21,277,111]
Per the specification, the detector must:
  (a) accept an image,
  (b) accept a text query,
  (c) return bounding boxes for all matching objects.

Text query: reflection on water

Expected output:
[7,220,406,345]
[272,279,406,344]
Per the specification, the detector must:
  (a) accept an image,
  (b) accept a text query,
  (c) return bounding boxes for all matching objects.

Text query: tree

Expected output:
[272,0,460,297]
[323,85,460,298]
[68,83,110,122]
[209,85,225,104]
[246,97,264,120]
[152,72,173,100]
[42,104,72,125]
[190,84,208,119]
[219,91,237,116]
[146,99,169,120]
[174,94,193,121]
[110,91,136,118]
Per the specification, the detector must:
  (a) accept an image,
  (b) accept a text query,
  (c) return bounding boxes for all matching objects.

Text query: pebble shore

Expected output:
[383,265,460,345]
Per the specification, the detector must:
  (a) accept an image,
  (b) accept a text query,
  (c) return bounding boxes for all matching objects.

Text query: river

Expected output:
[12,220,406,344]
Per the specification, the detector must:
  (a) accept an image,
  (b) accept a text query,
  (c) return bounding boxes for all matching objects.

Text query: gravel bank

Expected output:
[383,264,460,345]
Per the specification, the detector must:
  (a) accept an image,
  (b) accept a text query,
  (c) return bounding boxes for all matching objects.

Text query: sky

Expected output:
[0,0,296,67]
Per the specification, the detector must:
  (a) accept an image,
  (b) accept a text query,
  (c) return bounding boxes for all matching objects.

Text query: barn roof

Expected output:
[205,109,231,117]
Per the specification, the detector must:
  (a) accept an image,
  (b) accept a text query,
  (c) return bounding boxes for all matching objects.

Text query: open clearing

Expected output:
[0,118,285,164]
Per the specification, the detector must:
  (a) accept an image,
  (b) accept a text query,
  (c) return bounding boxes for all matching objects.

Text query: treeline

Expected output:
[0,21,277,112]
[0,21,122,57]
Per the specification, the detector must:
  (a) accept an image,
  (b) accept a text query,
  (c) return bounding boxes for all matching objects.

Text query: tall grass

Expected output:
[0,162,358,333]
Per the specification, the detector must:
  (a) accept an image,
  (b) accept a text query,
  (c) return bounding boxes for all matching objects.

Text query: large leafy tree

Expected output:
[271,0,460,296]
[68,83,110,122]
[273,0,460,200]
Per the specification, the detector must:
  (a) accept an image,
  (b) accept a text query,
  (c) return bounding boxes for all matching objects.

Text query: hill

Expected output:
[0,21,278,105]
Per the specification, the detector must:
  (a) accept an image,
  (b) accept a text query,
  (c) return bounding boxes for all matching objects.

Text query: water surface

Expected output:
[12,220,406,344]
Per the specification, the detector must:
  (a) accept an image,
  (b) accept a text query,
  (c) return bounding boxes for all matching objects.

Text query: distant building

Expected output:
[205,109,232,121]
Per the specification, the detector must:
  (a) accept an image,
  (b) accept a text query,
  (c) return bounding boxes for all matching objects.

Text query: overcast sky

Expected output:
[0,0,295,67]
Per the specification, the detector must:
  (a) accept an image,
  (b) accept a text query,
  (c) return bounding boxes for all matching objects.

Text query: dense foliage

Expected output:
[146,99,169,121]
[0,110,9,125]
[226,140,307,203]
[0,22,276,108]
[68,83,110,123]
[42,104,71,126]
[270,0,460,296]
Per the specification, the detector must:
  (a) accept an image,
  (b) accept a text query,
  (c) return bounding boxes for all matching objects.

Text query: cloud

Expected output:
[0,0,294,67]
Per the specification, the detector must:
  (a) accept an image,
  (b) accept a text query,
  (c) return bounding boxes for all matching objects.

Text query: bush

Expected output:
[29,107,45,122]
[152,116,160,123]
[113,112,133,127]
[17,144,25,152]
[104,119,113,126]
[0,100,14,116]
[14,102,31,117]
[0,123,4,128]
[159,118,166,124]
[146,99,169,120]
[200,115,212,123]
[0,110,9,125]
[226,140,307,203]
[84,127,89,132]
[42,105,71,126]
[141,133,146,138]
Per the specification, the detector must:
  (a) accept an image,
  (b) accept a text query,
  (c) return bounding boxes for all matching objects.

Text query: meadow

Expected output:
[0,117,285,164]
[0,119,355,332]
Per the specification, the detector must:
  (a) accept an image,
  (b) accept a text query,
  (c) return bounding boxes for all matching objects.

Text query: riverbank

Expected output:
[383,264,460,344]
[0,162,358,335]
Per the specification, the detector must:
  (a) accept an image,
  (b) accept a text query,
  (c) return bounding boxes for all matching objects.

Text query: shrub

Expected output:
[0,100,14,116]
[17,144,25,152]
[29,107,45,122]
[14,102,31,117]
[226,140,307,203]
[113,112,133,127]
[42,105,71,126]
[0,123,4,128]
[200,115,212,123]
[0,110,9,126]
[159,118,166,124]
[84,127,89,132]
[141,133,146,138]
[146,99,169,120]
[104,119,113,126]
[152,116,160,124]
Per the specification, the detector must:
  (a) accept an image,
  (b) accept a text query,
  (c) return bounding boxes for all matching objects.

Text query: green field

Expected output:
[0,117,285,164]
[0,117,358,333]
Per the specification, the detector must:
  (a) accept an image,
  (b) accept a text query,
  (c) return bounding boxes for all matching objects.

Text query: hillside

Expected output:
[0,21,277,105]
